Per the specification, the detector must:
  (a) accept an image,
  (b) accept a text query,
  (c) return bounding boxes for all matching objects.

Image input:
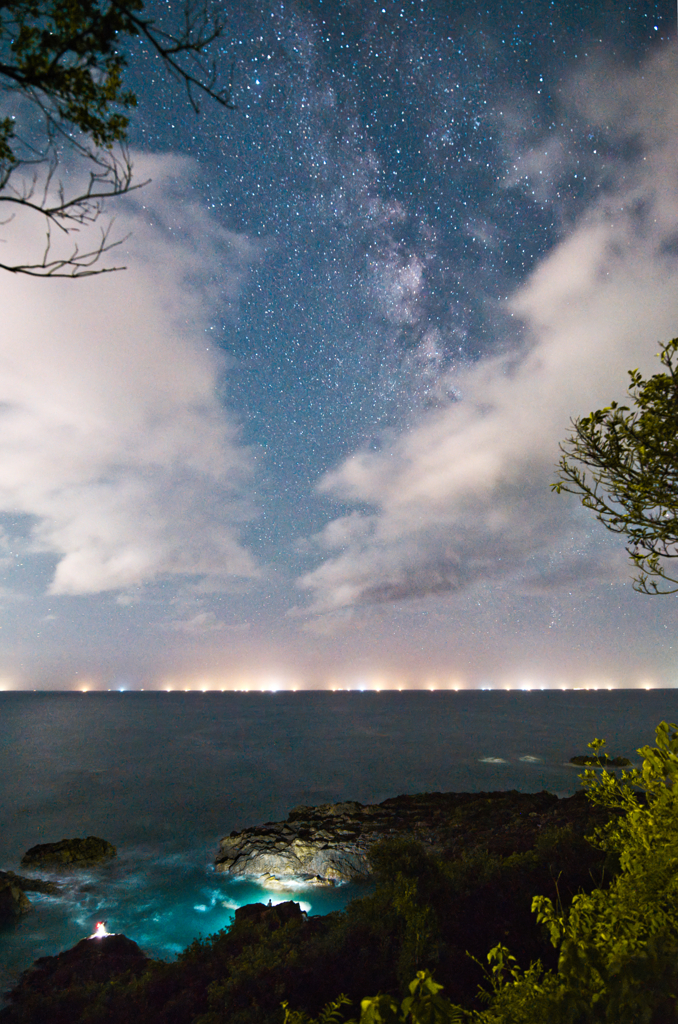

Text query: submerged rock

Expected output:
[215,790,604,885]
[21,836,116,868]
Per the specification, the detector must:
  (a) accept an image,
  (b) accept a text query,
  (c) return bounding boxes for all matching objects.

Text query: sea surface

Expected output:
[1,688,677,1002]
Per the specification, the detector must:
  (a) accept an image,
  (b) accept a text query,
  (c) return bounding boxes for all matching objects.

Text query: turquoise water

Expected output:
[2,688,677,1000]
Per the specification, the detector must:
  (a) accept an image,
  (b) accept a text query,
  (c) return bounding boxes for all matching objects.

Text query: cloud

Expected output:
[297,46,678,617]
[0,154,262,595]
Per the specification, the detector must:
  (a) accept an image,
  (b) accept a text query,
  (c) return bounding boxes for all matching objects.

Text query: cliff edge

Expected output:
[215,789,602,886]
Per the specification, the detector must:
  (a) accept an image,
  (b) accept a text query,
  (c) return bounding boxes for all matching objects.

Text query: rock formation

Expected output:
[0,876,31,920]
[0,870,60,922]
[1,933,148,1011]
[569,754,631,767]
[20,836,116,868]
[234,900,305,927]
[215,789,603,886]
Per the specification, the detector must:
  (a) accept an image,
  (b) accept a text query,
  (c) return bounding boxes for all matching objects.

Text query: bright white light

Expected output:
[263,676,285,692]
[90,921,111,939]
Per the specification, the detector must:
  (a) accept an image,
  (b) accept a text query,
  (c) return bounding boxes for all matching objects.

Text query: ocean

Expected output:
[1,688,677,1002]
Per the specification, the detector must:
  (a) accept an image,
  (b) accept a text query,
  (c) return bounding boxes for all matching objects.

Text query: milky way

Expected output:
[0,0,676,689]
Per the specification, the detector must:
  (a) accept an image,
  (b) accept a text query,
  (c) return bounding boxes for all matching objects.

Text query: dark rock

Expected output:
[0,871,61,923]
[20,836,116,868]
[569,754,631,767]
[0,870,60,896]
[234,901,305,928]
[2,933,147,1006]
[0,878,31,921]
[216,789,609,885]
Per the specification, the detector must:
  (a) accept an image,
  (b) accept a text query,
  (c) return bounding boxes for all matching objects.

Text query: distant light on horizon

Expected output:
[4,673,674,694]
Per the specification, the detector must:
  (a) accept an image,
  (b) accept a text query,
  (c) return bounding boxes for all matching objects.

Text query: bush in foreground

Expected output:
[285,721,678,1024]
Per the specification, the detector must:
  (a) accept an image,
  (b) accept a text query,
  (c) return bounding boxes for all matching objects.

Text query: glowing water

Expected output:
[1,843,371,995]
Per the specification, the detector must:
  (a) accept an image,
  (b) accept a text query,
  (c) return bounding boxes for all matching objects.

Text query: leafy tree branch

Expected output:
[553,337,678,594]
[0,0,234,277]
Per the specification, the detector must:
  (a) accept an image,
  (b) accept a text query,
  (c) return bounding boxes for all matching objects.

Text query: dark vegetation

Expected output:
[0,790,616,1024]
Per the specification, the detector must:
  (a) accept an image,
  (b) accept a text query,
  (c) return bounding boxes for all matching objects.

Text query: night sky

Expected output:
[0,0,677,690]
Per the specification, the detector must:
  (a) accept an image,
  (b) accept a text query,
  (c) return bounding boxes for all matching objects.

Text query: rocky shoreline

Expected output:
[0,837,115,923]
[0,871,60,920]
[1,786,617,1022]
[215,787,609,886]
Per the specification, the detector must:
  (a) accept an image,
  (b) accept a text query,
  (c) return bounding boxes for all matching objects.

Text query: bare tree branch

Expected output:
[123,1,235,113]
[0,219,129,276]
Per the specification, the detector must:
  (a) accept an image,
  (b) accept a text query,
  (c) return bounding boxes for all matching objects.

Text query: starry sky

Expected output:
[0,0,677,690]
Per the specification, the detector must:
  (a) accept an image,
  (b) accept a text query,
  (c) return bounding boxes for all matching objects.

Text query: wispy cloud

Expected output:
[298,47,678,618]
[0,154,262,595]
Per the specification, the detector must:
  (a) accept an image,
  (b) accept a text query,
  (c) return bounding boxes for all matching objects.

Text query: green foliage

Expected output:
[282,993,353,1024]
[282,972,466,1024]
[301,720,678,1024]
[367,839,445,985]
[358,971,466,1024]
[0,0,231,157]
[0,0,142,157]
[467,721,678,1022]
[553,337,678,593]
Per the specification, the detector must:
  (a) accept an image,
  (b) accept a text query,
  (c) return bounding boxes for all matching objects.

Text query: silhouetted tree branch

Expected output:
[0,0,234,277]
